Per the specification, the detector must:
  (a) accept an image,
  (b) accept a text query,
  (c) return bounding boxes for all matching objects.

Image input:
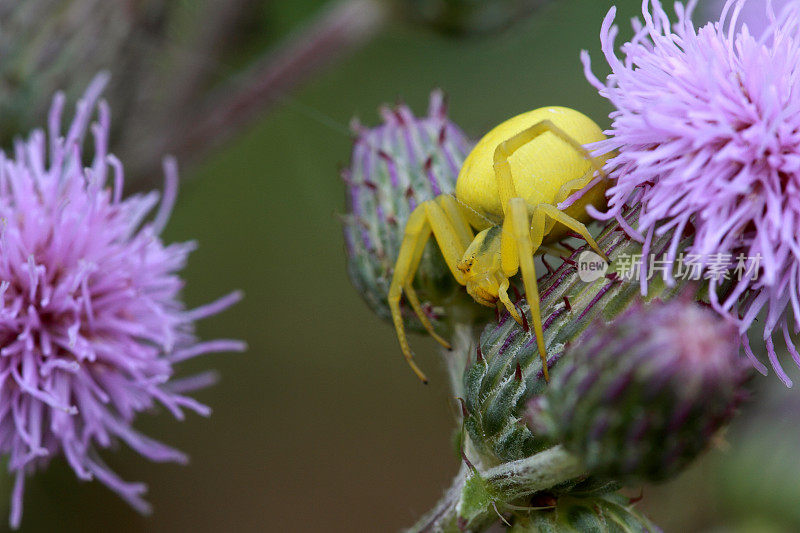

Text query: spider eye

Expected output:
[457,258,474,273]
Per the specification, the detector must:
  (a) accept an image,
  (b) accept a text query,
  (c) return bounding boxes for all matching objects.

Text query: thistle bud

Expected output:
[342,92,477,333]
[529,300,752,482]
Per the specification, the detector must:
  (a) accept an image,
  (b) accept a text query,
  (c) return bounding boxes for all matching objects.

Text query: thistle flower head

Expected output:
[528,299,751,482]
[583,0,800,384]
[342,92,475,332]
[0,75,245,528]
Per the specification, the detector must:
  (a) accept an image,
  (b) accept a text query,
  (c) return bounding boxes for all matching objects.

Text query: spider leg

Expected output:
[389,207,434,382]
[402,259,451,350]
[437,194,474,247]
[533,204,608,262]
[388,197,470,383]
[539,243,573,258]
[497,277,522,324]
[506,198,549,382]
[423,199,472,283]
[553,174,603,206]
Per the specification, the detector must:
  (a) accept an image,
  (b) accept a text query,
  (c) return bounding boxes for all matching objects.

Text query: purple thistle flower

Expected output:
[582,0,800,385]
[0,74,245,528]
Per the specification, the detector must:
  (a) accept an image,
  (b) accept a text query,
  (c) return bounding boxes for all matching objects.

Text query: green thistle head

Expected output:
[528,299,752,482]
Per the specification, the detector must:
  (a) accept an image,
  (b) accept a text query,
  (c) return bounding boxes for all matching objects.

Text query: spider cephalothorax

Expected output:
[389,107,611,382]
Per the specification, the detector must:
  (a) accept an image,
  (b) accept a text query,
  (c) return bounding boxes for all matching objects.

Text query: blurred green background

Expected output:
[6,0,799,531]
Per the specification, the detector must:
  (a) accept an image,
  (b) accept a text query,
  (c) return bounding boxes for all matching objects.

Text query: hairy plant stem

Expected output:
[407,446,584,532]
[484,446,583,500]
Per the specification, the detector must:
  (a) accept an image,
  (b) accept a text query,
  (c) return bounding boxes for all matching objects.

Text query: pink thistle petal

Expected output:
[585,0,800,382]
[0,76,244,528]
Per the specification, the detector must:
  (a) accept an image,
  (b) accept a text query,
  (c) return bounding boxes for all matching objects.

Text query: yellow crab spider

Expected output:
[388,107,611,384]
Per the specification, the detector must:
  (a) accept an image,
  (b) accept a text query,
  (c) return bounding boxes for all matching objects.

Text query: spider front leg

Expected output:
[388,196,472,383]
[501,201,611,383]
[498,199,550,381]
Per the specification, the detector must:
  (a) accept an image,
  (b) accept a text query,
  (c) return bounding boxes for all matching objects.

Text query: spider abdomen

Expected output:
[455,107,607,231]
